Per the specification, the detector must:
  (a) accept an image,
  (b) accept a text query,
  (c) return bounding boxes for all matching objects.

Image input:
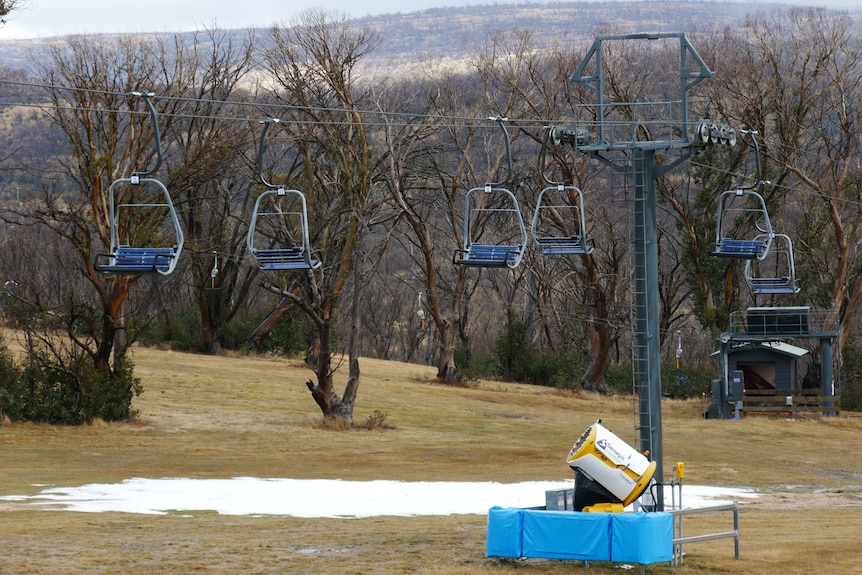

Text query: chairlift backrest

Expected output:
[531,184,595,256]
[709,188,773,260]
[744,233,799,294]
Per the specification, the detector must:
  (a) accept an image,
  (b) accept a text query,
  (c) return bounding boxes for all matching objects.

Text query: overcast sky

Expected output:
[0,0,432,39]
[1,0,859,40]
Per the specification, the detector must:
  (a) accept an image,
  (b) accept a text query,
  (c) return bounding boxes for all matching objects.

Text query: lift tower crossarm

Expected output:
[571,32,714,152]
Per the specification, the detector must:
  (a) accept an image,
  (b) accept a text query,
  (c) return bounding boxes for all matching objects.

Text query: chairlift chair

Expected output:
[744,233,800,294]
[709,188,774,260]
[453,117,528,269]
[709,130,774,260]
[95,93,184,276]
[530,126,595,256]
[247,119,320,272]
[531,185,595,255]
[247,187,321,271]
[453,184,528,268]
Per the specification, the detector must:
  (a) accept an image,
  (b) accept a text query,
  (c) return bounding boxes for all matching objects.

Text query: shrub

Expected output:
[358,409,395,430]
[135,305,203,351]
[455,346,496,380]
[839,337,862,412]
[662,365,714,399]
[222,309,312,355]
[137,304,314,356]
[494,321,539,382]
[601,363,714,399]
[0,343,141,424]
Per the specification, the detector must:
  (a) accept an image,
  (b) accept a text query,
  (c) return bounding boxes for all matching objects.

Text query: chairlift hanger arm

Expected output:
[539,126,565,187]
[736,129,765,192]
[257,118,281,189]
[486,116,512,188]
[129,91,162,179]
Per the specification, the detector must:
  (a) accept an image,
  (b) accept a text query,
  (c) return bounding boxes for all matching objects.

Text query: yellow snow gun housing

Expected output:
[566,420,657,511]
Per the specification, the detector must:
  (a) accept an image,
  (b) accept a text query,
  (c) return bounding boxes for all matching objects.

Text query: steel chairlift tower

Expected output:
[560,32,724,511]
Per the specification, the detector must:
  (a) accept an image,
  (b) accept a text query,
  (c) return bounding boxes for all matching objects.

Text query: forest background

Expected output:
[2,1,862,423]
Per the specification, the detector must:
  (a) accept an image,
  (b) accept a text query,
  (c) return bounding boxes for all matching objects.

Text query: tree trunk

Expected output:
[580,255,610,394]
[581,320,610,394]
[247,291,296,348]
[305,312,356,422]
[95,280,130,373]
[436,318,462,383]
[199,285,215,353]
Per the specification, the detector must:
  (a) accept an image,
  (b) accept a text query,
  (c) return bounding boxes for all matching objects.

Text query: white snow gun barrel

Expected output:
[566,420,656,511]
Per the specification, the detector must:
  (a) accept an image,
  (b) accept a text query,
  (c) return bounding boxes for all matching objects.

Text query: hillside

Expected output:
[354,1,756,73]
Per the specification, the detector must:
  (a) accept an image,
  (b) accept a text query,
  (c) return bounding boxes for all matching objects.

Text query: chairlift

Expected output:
[95,92,184,276]
[744,233,800,294]
[709,130,773,260]
[453,117,528,269]
[247,119,321,272]
[531,126,595,256]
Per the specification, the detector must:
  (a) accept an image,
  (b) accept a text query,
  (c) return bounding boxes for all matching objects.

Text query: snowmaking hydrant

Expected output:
[566,420,657,512]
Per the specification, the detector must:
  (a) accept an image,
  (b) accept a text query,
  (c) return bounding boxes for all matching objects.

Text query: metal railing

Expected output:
[729,307,838,338]
[670,501,740,566]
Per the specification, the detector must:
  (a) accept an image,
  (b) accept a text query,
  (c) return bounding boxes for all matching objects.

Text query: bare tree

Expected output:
[0,0,22,25]
[34,35,195,373]
[700,9,862,363]
[0,34,203,419]
[165,28,260,353]
[260,10,380,421]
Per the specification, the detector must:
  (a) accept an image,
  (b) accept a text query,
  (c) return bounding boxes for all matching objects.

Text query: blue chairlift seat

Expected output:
[710,238,769,259]
[534,236,595,255]
[96,246,177,274]
[531,185,595,256]
[747,277,798,293]
[247,187,321,272]
[95,176,184,276]
[453,185,528,270]
[709,188,773,260]
[252,248,321,271]
[744,233,800,294]
[453,243,524,268]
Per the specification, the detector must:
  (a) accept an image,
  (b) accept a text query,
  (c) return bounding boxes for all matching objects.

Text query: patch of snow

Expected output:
[0,478,757,517]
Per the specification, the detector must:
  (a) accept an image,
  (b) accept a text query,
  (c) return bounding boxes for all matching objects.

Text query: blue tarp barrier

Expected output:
[522,509,612,561]
[486,506,523,558]
[487,508,673,565]
[610,512,673,563]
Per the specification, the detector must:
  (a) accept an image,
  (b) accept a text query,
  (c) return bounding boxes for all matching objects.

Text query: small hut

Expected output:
[722,341,809,391]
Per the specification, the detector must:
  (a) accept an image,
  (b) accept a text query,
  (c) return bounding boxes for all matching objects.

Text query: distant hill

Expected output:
[357,1,755,68]
[0,2,826,74]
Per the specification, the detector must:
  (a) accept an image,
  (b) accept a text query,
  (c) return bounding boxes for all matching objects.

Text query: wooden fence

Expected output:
[742,388,839,417]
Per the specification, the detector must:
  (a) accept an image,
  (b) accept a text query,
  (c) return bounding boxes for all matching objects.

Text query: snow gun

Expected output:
[566,420,657,512]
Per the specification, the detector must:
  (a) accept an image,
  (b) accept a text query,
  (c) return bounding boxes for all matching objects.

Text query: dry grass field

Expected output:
[2,343,862,574]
